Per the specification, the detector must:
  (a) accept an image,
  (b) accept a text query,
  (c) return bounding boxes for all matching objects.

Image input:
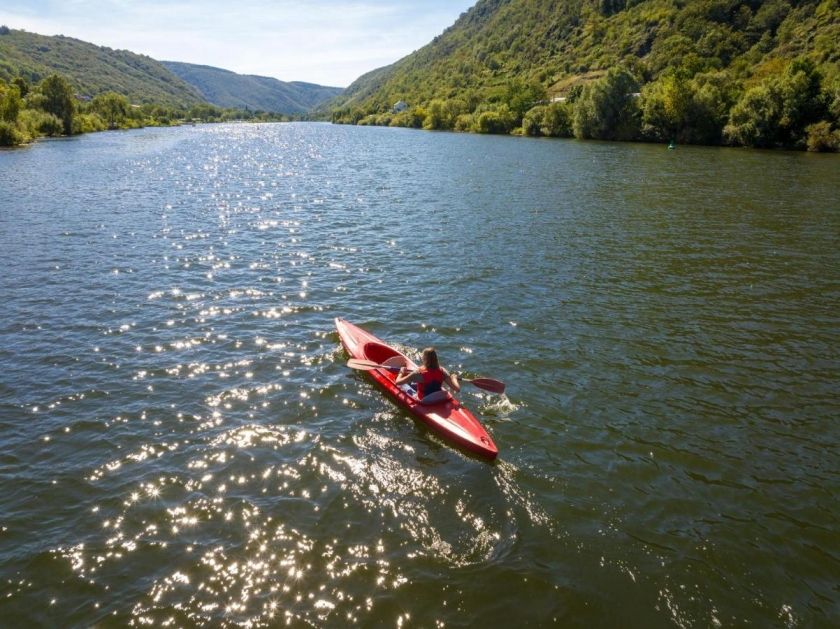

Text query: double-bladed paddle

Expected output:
[345,358,506,394]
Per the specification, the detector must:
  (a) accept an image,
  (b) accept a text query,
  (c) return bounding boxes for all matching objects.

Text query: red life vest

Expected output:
[417,367,444,400]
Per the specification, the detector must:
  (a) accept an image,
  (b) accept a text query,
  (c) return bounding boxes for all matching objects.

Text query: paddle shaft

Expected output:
[345,359,505,394]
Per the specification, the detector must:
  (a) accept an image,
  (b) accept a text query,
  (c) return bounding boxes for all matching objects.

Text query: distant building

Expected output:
[393,100,408,113]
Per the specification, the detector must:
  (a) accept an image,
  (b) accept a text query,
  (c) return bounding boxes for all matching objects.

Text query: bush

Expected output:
[389,107,426,128]
[541,102,573,137]
[453,113,474,132]
[0,120,23,145]
[73,112,107,134]
[805,121,839,152]
[474,105,516,134]
[522,105,546,136]
[18,108,64,136]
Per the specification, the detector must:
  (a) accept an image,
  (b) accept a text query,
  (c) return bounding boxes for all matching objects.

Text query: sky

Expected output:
[0,0,477,87]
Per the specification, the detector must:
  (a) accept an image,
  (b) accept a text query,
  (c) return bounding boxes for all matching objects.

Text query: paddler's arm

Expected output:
[444,369,460,392]
[395,367,420,386]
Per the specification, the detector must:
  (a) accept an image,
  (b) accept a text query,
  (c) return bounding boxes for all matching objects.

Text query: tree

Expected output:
[522,105,546,136]
[724,57,827,148]
[38,74,75,135]
[0,84,22,123]
[91,92,129,129]
[776,58,825,146]
[573,68,641,140]
[505,78,547,122]
[12,76,29,98]
[423,99,451,130]
[724,82,782,147]
[541,102,573,137]
[641,72,692,141]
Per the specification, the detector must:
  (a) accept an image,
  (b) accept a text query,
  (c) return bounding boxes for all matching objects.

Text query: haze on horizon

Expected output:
[0,0,476,88]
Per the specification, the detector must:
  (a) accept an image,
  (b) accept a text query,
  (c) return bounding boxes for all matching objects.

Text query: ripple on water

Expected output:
[1,124,838,627]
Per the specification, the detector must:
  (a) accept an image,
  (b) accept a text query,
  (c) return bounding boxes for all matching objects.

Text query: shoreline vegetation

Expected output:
[332,58,840,152]
[328,0,840,152]
[0,71,295,148]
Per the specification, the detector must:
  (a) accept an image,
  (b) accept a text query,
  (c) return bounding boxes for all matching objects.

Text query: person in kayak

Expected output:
[395,347,460,401]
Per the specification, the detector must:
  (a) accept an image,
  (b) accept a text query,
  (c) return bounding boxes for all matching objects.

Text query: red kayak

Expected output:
[335,318,498,459]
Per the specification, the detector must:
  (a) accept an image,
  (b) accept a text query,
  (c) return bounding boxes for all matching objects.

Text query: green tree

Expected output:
[423,99,451,130]
[12,76,29,98]
[724,58,827,147]
[724,82,782,147]
[0,84,22,123]
[541,102,573,137]
[38,74,75,135]
[776,58,825,146]
[505,78,547,122]
[91,92,129,129]
[641,72,692,141]
[522,105,546,136]
[573,68,641,140]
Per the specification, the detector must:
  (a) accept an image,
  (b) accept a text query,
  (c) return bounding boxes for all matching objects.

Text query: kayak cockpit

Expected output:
[363,342,411,370]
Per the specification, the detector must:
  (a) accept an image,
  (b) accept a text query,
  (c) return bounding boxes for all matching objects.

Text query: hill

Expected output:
[330,0,840,149]
[0,28,204,106]
[161,61,343,114]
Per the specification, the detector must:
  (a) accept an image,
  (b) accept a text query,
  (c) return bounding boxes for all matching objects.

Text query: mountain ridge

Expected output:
[0,28,204,106]
[161,61,343,114]
[0,28,343,114]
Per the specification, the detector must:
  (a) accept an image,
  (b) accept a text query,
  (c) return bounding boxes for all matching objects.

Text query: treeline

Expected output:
[330,0,840,151]
[0,72,293,147]
[333,56,839,151]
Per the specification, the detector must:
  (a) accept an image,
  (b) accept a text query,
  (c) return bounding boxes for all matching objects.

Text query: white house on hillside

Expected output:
[393,100,408,113]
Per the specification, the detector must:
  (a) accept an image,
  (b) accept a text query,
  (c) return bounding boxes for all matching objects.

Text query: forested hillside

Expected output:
[330,0,840,150]
[162,62,343,114]
[0,28,204,106]
[0,28,294,147]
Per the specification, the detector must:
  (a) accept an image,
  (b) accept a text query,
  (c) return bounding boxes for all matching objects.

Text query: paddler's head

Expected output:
[421,347,439,370]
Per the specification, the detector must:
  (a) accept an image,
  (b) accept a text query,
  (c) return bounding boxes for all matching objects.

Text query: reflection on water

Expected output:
[0,124,838,627]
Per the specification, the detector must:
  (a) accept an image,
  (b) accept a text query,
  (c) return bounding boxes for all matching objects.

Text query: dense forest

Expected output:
[330,0,840,151]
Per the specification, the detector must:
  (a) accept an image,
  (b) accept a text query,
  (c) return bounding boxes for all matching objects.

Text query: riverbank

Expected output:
[0,72,293,148]
[332,61,840,153]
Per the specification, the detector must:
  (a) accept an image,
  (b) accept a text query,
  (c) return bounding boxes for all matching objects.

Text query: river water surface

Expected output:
[1,123,838,627]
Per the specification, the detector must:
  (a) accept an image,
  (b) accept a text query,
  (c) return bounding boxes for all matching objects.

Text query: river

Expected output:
[0,123,838,627]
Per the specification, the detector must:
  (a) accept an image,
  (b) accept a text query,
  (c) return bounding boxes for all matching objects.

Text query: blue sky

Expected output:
[0,1,476,87]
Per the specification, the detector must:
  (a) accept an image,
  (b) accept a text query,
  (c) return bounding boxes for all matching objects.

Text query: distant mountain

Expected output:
[161,61,343,114]
[0,28,204,106]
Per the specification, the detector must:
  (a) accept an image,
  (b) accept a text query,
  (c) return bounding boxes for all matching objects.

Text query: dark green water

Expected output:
[1,123,838,627]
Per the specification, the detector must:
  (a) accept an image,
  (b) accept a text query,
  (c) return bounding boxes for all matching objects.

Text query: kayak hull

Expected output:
[336,318,498,460]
